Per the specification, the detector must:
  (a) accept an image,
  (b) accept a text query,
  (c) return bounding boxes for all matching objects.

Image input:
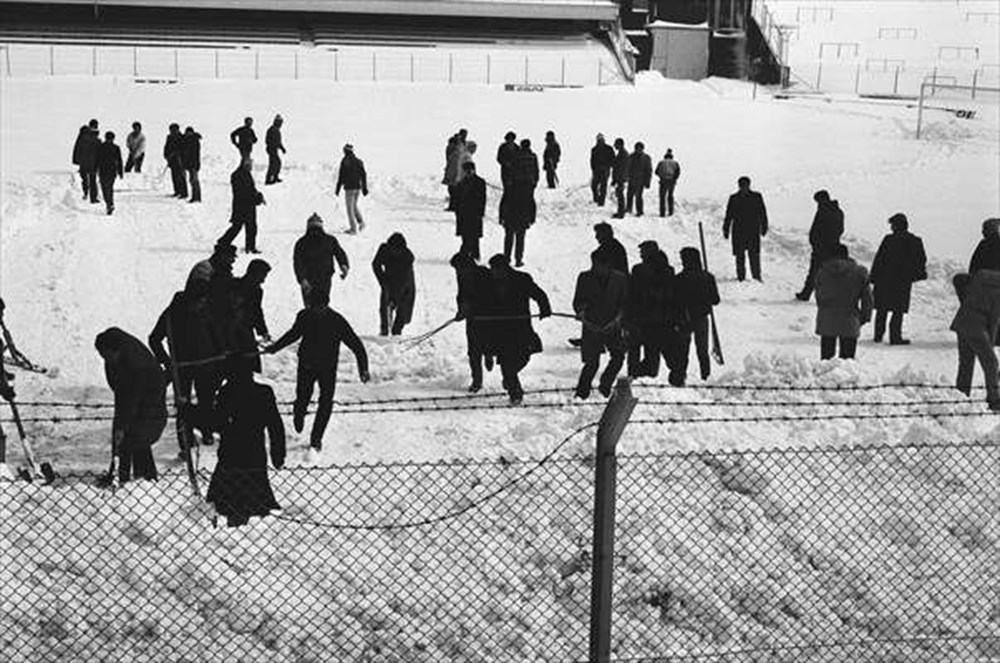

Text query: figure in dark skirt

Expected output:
[206,357,285,528]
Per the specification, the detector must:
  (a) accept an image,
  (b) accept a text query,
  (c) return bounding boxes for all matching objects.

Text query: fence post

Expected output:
[971,68,978,99]
[334,50,339,81]
[523,55,529,84]
[931,66,938,95]
[486,53,491,84]
[254,50,260,80]
[5,46,11,77]
[92,46,97,76]
[893,65,900,95]
[916,81,926,138]
[49,44,54,76]
[294,51,299,80]
[588,378,638,663]
[561,56,566,85]
[815,61,823,89]
[448,52,453,83]
[133,46,138,77]
[372,51,376,82]
[174,48,179,79]
[410,52,414,82]
[214,49,219,79]
[597,61,602,85]
[854,62,861,93]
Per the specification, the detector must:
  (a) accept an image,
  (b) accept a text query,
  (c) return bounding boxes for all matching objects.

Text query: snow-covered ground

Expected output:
[1,73,998,661]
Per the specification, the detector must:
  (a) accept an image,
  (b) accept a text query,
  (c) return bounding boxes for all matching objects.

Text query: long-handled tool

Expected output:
[698,222,725,366]
[8,399,56,484]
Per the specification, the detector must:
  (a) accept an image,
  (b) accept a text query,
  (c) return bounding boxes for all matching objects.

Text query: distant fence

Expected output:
[0,42,626,86]
[791,59,1000,99]
[2,381,998,662]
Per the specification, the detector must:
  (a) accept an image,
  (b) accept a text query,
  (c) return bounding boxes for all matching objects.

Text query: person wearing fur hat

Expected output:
[264,114,286,185]
[293,213,350,306]
[335,143,368,234]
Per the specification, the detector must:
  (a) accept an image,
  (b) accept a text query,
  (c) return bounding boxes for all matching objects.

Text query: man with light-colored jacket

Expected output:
[814,244,872,360]
[951,269,1000,410]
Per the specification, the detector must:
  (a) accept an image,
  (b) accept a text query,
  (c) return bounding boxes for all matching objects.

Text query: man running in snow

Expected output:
[335,144,368,234]
[294,213,350,306]
[265,294,370,452]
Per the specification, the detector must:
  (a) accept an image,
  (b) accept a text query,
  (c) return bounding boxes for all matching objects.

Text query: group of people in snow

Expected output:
[588,135,681,219]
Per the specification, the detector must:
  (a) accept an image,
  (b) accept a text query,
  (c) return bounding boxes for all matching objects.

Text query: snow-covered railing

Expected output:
[751,0,791,67]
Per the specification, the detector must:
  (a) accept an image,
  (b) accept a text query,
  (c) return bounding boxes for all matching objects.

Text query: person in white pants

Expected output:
[335,143,368,234]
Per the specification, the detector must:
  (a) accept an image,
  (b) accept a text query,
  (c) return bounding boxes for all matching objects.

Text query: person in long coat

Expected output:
[455,161,486,260]
[543,130,561,189]
[96,131,123,215]
[951,269,1000,410]
[590,133,615,206]
[969,217,1000,274]
[676,247,720,383]
[625,241,685,384]
[450,252,495,393]
[723,176,768,282]
[795,190,844,301]
[485,254,551,405]
[814,244,873,360]
[218,157,265,253]
[94,327,167,483]
[206,357,285,527]
[626,141,652,217]
[443,128,468,211]
[503,139,538,267]
[870,213,927,344]
[573,250,628,399]
[610,138,631,219]
[294,213,350,306]
[181,126,202,203]
[264,114,286,185]
[372,232,416,336]
[73,119,100,203]
[163,123,188,199]
[496,131,519,225]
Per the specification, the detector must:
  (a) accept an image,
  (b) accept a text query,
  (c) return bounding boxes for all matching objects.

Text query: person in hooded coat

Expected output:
[218,157,265,253]
[163,123,188,199]
[676,247,721,383]
[95,328,167,483]
[590,133,615,206]
[795,190,845,301]
[870,213,927,344]
[543,130,561,189]
[96,131,123,215]
[723,176,769,282]
[814,244,873,360]
[451,252,495,393]
[503,138,539,267]
[294,213,350,306]
[73,119,100,203]
[573,250,628,399]
[455,161,487,260]
[969,217,1000,274]
[372,232,416,336]
[951,269,1000,410]
[181,126,202,203]
[206,357,285,527]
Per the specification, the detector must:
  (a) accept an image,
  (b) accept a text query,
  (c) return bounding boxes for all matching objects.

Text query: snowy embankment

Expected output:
[0,74,998,661]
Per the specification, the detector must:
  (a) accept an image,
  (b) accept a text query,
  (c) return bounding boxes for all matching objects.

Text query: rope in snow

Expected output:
[271,420,600,531]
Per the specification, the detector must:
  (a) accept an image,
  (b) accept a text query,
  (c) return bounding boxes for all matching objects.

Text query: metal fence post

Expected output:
[893,65,900,95]
[294,51,299,80]
[916,81,926,138]
[971,68,978,99]
[561,56,566,85]
[931,66,938,95]
[254,50,260,80]
[588,378,638,663]
[133,46,138,77]
[214,49,219,79]
[410,52,414,83]
[523,55,529,84]
[334,50,339,81]
[372,51,376,82]
[448,52,453,83]
[174,48,179,79]
[854,62,861,93]
[5,46,11,77]
[597,61,602,86]
[486,53,491,84]
[91,46,97,76]
[815,61,823,89]
[49,44,54,76]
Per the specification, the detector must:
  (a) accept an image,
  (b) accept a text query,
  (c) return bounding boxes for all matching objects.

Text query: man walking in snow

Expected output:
[655,148,680,217]
[496,131,518,223]
[590,133,614,206]
[455,161,486,261]
[96,131,123,215]
[593,222,629,276]
[675,247,721,383]
[870,213,927,345]
[451,251,495,393]
[294,213,350,306]
[626,141,652,217]
[265,294,370,452]
[181,126,202,203]
[723,176,768,282]
[573,250,628,399]
[795,190,844,301]
[335,144,368,234]
[231,259,273,373]
[230,116,257,159]
[543,130,561,189]
[72,119,100,203]
[504,138,539,267]
[264,114,286,185]
[951,269,1000,411]
[610,138,631,219]
[124,121,146,174]
[163,123,187,199]
[625,241,684,384]
[218,157,265,253]
[814,244,872,360]
[372,232,416,336]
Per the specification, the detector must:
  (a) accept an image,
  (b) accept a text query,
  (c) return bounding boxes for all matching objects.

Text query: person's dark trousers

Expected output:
[503,228,526,266]
[613,182,626,217]
[79,167,90,198]
[447,184,458,211]
[295,363,336,450]
[169,165,188,198]
[379,288,406,336]
[99,174,115,213]
[187,168,201,202]
[82,169,99,203]
[301,278,332,307]
[265,150,281,184]
[591,168,609,205]
[468,354,484,389]
[820,336,858,360]
[499,353,529,401]
[956,331,1000,403]
[626,184,644,216]
[118,443,157,483]
[797,252,823,299]
[658,179,676,216]
[460,235,480,261]
[686,315,711,380]
[576,350,626,398]
[627,326,661,377]
[218,216,257,252]
[125,152,144,173]
[735,249,762,281]
[874,309,905,343]
[545,168,557,189]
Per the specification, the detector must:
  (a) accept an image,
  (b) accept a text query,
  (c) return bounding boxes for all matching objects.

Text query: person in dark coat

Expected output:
[723,176,769,282]
[593,222,629,276]
[181,126,202,203]
[496,131,519,229]
[610,138,631,219]
[455,161,486,260]
[94,327,167,483]
[72,119,100,203]
[218,157,265,253]
[231,259,273,372]
[625,241,686,384]
[335,144,368,234]
[503,138,539,267]
[543,130,561,189]
[96,131,123,215]
[795,190,844,301]
[590,133,615,206]
[655,148,681,217]
[294,213,350,306]
[443,128,468,211]
[573,250,628,399]
[450,252,495,393]
[870,213,927,345]
[206,357,285,527]
[951,269,1000,410]
[186,242,237,292]
[814,244,873,360]
[969,218,1000,274]
[372,232,416,336]
[676,247,721,383]
[626,141,652,217]
[265,296,370,452]
[125,121,145,174]
[149,279,225,453]
[264,114,286,185]
[164,123,187,199]
[230,116,257,159]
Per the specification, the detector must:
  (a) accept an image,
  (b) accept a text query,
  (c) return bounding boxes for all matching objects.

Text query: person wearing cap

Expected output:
[573,249,628,399]
[543,130,561,189]
[676,247,720,383]
[186,242,237,292]
[96,131,123,215]
[124,121,146,174]
[814,243,872,360]
[969,218,1000,275]
[870,213,926,345]
[230,116,257,159]
[455,160,487,261]
[795,190,844,301]
[163,123,187,199]
[610,138,631,218]
[372,232,416,336]
[181,126,202,203]
[335,143,368,234]
[264,114,286,185]
[626,141,652,217]
[294,213,350,306]
[496,131,519,222]
[723,176,768,282]
[72,119,100,202]
[590,133,615,206]
[219,157,265,253]
[655,148,681,217]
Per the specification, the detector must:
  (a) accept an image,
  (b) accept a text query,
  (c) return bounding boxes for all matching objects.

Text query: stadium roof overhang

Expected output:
[2,0,621,21]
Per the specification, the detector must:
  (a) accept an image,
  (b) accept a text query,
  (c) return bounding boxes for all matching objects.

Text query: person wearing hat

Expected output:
[723,176,768,282]
[294,213,350,306]
[335,143,368,234]
[795,190,844,301]
[869,213,927,345]
[625,240,684,382]
[654,148,681,217]
[590,133,614,206]
[496,131,519,223]
[450,251,495,393]
[181,126,202,203]
[572,249,628,399]
[504,138,539,267]
[543,130,561,189]
[264,114,286,185]
[626,141,652,217]
[96,131,123,215]
[610,138,631,218]
[676,246,720,383]
[969,218,1000,275]
[163,122,187,199]
[219,156,265,253]
[455,160,486,261]
[593,222,629,276]
[230,116,257,159]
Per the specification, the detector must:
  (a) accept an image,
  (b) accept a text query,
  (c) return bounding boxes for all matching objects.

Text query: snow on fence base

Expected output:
[1,439,996,662]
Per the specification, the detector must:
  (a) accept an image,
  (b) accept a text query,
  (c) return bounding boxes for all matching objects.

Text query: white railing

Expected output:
[752,0,791,67]
[791,59,1000,98]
